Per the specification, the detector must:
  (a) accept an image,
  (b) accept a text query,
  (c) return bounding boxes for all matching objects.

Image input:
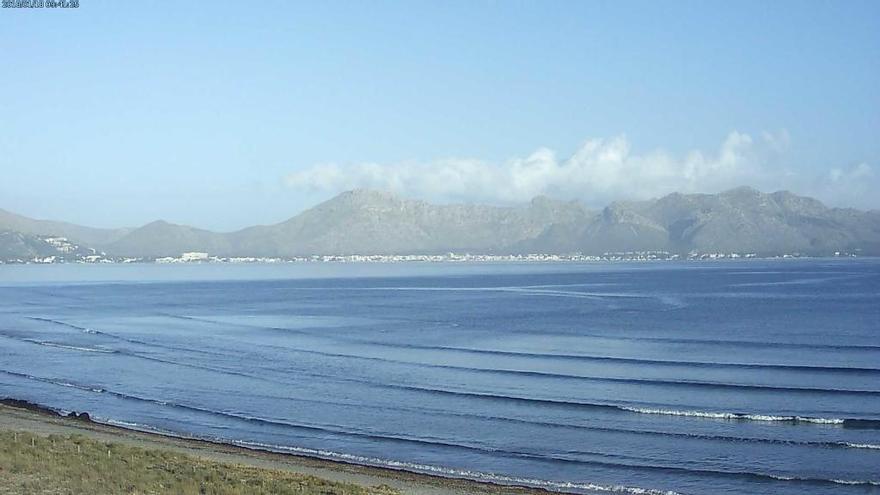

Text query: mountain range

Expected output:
[2,186,879,260]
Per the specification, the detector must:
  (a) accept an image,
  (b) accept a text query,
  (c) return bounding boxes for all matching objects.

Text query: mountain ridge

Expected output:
[2,187,878,259]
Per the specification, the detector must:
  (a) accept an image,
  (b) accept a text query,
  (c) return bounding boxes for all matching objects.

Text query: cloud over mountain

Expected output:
[284,131,876,209]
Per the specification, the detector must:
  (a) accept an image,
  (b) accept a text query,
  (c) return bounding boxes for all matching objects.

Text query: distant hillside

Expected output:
[519,187,880,256]
[0,230,96,261]
[0,208,129,246]
[3,187,880,259]
[225,190,590,256]
[102,220,231,258]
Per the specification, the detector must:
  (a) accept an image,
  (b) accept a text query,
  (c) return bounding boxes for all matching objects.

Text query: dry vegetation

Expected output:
[0,430,399,495]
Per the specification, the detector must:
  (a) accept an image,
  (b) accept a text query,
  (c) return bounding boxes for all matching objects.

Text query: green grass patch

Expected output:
[0,429,399,495]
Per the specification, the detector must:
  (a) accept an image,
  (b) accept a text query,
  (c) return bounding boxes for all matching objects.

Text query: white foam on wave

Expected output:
[85,418,880,492]
[103,418,152,430]
[844,442,880,450]
[101,418,182,437]
[831,479,880,486]
[231,439,683,495]
[792,416,845,425]
[620,407,845,425]
[57,381,104,393]
[763,474,880,486]
[25,340,114,353]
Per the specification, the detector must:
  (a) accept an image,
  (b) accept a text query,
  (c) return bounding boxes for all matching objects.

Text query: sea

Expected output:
[0,259,878,494]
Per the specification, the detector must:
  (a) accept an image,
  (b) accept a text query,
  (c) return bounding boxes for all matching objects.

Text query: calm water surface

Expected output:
[1,260,878,494]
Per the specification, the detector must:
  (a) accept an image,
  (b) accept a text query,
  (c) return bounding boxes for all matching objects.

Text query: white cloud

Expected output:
[820,162,875,209]
[829,162,872,183]
[284,131,877,209]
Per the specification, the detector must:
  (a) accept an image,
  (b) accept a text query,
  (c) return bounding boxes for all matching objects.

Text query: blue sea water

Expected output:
[0,259,878,494]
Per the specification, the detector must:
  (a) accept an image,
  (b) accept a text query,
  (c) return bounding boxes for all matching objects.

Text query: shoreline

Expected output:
[0,399,556,495]
[2,253,869,266]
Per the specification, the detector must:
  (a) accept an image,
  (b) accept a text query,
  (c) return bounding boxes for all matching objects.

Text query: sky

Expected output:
[1,0,878,231]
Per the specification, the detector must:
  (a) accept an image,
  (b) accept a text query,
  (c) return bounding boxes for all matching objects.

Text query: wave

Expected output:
[619,407,880,428]
[406,402,880,450]
[255,344,880,396]
[7,369,880,492]
[0,369,105,393]
[101,416,231,434]
[0,375,657,467]
[485,370,880,396]
[830,479,880,486]
[86,408,880,490]
[230,440,686,495]
[1,331,254,381]
[101,416,689,495]
[9,364,880,452]
[22,339,115,354]
[27,316,93,331]
[729,274,864,288]
[7,331,878,431]
[65,336,880,430]
[158,314,338,342]
[397,400,880,450]
[91,359,880,430]
[25,317,878,408]
[334,379,880,429]
[27,316,224,357]
[89,404,880,491]
[410,334,880,353]
[621,407,845,424]
[223,336,880,397]
[92,371,880,448]
[454,332,880,353]
[157,312,880,370]
[92,376,880,452]
[397,344,880,374]
[844,442,880,450]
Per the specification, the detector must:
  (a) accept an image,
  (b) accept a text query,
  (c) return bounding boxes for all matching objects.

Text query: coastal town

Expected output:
[2,237,858,265]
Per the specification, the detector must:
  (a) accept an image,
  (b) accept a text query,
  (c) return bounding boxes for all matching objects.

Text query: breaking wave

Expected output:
[22,339,115,354]
[231,440,686,495]
[618,407,880,428]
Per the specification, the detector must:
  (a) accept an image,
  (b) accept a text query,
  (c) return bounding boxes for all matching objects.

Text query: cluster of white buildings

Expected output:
[2,249,838,265]
[685,252,758,260]
[42,237,78,253]
[155,252,211,263]
[149,251,770,264]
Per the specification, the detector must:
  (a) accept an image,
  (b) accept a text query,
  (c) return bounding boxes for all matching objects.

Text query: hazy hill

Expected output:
[0,208,130,246]
[521,186,880,255]
[102,220,232,258]
[3,187,879,258]
[0,230,96,260]
[227,190,590,256]
[0,231,58,259]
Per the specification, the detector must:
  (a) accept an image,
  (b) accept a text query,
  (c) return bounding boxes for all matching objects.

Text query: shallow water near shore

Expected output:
[1,259,879,494]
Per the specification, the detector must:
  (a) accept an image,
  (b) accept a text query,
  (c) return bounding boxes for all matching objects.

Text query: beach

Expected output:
[0,401,551,495]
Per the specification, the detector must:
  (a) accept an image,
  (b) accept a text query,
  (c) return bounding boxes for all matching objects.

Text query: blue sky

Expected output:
[1,0,878,230]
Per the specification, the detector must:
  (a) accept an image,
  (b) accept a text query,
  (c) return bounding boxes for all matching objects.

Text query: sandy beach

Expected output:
[0,401,553,495]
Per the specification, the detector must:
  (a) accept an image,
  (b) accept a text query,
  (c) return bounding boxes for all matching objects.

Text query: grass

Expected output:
[0,429,399,495]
